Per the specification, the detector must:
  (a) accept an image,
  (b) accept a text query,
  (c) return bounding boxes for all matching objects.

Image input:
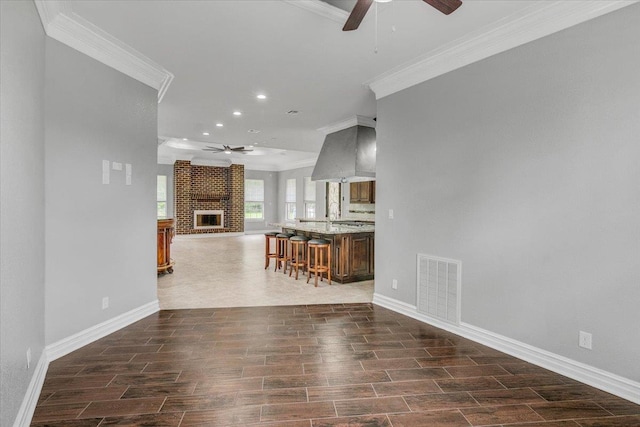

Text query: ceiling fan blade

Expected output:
[422,0,462,15]
[203,146,224,152]
[343,0,373,31]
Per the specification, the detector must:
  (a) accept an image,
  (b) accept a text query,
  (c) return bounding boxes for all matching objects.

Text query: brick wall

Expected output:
[173,160,245,234]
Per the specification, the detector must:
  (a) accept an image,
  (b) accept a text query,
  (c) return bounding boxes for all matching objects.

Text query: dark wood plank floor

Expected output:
[32,304,640,426]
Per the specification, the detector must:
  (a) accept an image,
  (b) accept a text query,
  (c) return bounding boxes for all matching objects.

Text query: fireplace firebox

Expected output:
[194,210,224,230]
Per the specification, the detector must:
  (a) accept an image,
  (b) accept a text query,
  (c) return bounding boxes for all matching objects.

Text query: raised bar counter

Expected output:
[272,222,374,283]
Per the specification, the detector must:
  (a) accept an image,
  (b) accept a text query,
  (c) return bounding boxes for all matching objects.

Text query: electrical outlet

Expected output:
[102,297,109,310]
[392,279,398,290]
[579,331,592,350]
[388,209,394,220]
[26,348,31,370]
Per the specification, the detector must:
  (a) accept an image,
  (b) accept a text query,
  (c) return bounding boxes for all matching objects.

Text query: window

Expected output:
[245,179,264,219]
[157,175,167,218]
[285,178,296,220]
[304,176,316,219]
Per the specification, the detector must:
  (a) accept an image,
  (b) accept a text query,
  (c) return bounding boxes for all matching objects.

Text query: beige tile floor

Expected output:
[157,234,374,309]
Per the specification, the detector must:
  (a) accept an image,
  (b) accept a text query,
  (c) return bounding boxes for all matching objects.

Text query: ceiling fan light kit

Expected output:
[343,0,462,31]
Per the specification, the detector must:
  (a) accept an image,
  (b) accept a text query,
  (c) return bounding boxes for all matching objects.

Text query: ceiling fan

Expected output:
[203,145,253,154]
[343,0,462,31]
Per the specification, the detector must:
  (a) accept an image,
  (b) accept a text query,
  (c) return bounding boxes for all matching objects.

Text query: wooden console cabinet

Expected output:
[157,218,174,274]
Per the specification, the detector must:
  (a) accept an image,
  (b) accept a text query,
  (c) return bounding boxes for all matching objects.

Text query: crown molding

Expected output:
[34,0,174,103]
[317,115,376,135]
[281,0,348,24]
[366,0,638,100]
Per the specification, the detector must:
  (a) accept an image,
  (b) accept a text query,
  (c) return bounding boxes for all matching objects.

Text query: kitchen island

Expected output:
[273,222,374,284]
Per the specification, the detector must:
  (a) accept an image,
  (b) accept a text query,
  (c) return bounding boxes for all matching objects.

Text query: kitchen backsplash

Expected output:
[347,203,375,221]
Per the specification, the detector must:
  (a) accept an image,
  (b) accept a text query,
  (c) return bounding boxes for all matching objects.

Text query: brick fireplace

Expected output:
[174,160,244,234]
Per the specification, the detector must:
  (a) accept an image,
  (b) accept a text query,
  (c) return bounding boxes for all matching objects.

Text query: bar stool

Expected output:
[289,235,310,280]
[275,233,294,273]
[264,231,278,269]
[307,238,331,287]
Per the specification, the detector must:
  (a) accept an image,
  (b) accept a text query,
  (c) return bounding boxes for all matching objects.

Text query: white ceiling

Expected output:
[45,0,634,170]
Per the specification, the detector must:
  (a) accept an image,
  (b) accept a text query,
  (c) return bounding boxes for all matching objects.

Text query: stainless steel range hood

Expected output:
[311,116,376,182]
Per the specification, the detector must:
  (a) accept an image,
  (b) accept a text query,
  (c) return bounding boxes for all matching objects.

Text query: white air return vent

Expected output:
[417,254,461,325]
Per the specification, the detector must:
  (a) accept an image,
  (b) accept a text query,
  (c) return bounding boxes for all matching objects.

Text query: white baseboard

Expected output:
[46,299,160,361]
[12,353,48,427]
[174,232,245,239]
[14,300,160,426]
[373,293,640,405]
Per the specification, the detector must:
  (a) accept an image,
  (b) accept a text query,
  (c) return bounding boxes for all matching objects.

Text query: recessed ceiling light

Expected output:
[216,123,223,127]
[256,94,267,100]
[248,145,254,148]
[248,129,260,134]
[233,111,242,116]
[182,138,188,141]
[202,132,210,136]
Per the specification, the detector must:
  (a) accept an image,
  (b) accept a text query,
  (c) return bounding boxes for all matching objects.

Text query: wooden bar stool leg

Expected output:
[306,245,312,284]
[327,244,331,285]
[313,246,322,288]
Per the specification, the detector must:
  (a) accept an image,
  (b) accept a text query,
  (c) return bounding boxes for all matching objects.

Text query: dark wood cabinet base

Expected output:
[282,228,374,284]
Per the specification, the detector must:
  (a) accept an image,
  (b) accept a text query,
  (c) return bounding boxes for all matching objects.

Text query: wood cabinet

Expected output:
[157,218,174,274]
[349,181,376,204]
[349,234,374,277]
[282,227,374,284]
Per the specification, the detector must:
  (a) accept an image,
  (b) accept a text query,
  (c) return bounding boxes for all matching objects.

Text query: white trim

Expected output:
[367,1,638,99]
[317,115,376,135]
[46,300,160,361]
[12,353,48,427]
[174,232,245,239]
[281,0,348,24]
[269,158,319,172]
[13,300,160,426]
[34,0,174,102]
[372,293,640,405]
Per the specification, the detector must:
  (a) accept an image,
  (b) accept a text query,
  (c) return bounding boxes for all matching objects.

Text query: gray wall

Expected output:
[0,2,46,425]
[376,4,640,381]
[244,169,279,231]
[157,163,175,218]
[277,166,327,222]
[44,39,159,344]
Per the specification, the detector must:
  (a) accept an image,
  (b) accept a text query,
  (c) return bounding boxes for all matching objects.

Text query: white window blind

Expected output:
[286,179,296,203]
[157,175,167,218]
[245,179,264,202]
[304,177,315,201]
[244,179,264,220]
[285,178,296,220]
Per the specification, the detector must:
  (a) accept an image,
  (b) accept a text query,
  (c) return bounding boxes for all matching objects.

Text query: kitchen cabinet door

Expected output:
[349,181,375,204]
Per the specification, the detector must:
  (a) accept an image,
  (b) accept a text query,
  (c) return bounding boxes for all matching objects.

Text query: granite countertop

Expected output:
[272,222,375,235]
[297,218,375,224]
